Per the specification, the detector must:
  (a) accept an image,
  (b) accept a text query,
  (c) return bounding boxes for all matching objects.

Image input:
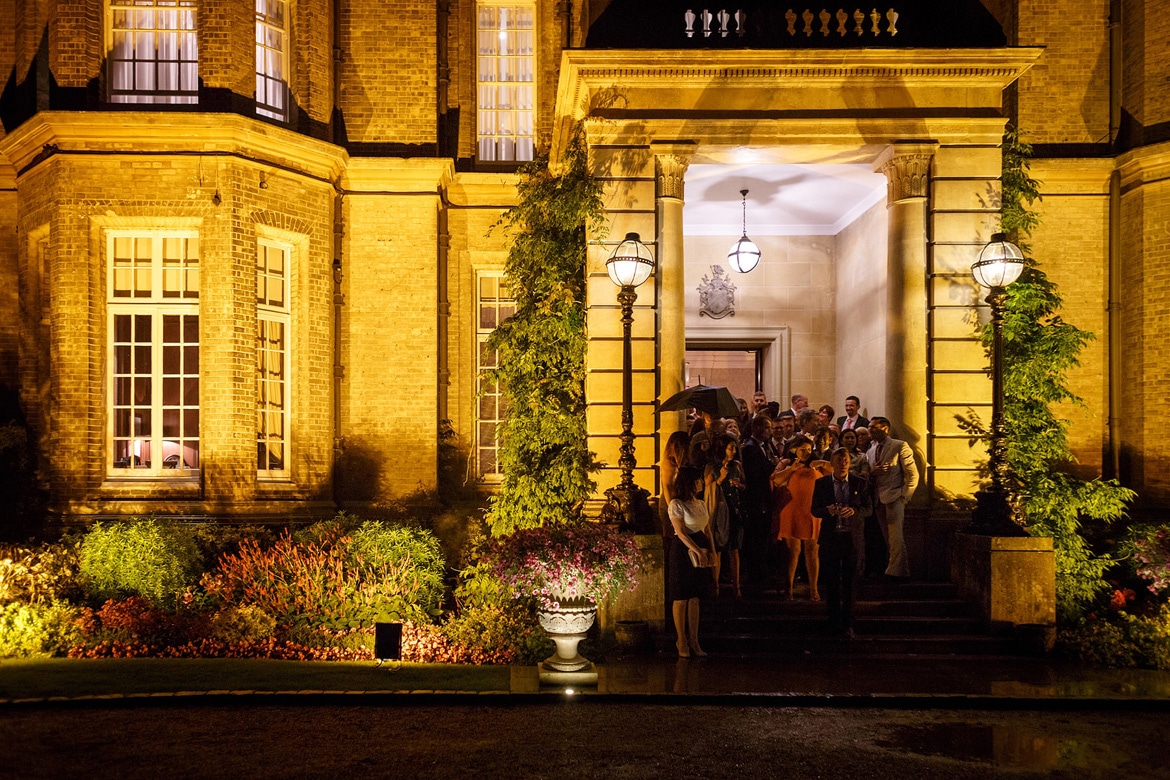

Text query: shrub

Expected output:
[439,602,551,665]
[201,519,446,630]
[1125,524,1170,597]
[1059,603,1170,671]
[80,519,203,607]
[0,539,83,605]
[0,600,81,658]
[82,596,205,647]
[209,604,277,644]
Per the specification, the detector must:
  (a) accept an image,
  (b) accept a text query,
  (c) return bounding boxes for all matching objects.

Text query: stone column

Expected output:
[652,141,696,439]
[875,143,936,500]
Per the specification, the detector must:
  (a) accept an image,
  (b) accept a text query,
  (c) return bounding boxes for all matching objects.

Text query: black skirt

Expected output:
[669,531,714,602]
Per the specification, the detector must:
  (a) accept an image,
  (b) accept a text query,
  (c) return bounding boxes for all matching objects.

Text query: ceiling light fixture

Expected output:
[727,189,760,273]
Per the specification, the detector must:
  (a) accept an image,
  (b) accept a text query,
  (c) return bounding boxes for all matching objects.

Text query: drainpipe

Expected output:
[1106,0,1122,479]
[437,199,450,424]
[437,0,450,157]
[332,194,346,502]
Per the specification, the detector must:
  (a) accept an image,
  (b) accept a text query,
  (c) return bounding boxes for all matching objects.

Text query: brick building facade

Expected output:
[0,0,1167,526]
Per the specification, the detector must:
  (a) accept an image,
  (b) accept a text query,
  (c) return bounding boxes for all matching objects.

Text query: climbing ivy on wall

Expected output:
[985,127,1135,621]
[484,131,605,536]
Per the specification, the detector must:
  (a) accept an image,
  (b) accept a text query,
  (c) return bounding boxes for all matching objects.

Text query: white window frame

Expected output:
[476,2,535,163]
[256,238,291,478]
[255,0,289,121]
[106,231,200,478]
[475,272,513,480]
[107,0,199,105]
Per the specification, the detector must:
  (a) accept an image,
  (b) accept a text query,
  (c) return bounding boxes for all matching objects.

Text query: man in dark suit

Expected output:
[836,395,869,431]
[740,415,777,589]
[811,447,867,638]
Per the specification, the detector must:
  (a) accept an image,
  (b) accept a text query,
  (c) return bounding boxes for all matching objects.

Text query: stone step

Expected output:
[689,633,1023,657]
[706,615,986,636]
[703,598,976,619]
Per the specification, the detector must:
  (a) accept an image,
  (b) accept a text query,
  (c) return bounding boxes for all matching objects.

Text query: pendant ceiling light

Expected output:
[727,188,760,273]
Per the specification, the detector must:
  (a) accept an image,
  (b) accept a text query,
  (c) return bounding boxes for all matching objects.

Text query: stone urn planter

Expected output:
[537,597,597,673]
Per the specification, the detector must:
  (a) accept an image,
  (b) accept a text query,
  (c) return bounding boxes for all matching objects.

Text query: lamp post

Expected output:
[602,232,656,533]
[969,232,1027,536]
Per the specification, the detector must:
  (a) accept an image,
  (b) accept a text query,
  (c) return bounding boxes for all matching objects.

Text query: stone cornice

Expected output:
[342,158,453,194]
[446,172,520,208]
[554,47,1042,158]
[1117,140,1170,192]
[1030,158,1114,196]
[0,112,349,184]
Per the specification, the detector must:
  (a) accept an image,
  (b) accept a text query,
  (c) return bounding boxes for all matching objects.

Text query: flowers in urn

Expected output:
[483,522,642,610]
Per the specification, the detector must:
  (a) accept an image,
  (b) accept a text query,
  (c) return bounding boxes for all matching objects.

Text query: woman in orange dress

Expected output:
[772,434,831,600]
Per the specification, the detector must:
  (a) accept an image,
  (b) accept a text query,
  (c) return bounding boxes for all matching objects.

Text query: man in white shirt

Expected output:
[867,416,919,579]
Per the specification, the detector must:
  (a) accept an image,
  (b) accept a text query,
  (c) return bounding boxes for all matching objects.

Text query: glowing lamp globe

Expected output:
[727,235,761,273]
[971,232,1025,289]
[606,232,655,288]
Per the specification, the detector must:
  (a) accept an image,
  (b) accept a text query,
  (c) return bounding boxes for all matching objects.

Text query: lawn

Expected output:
[0,658,511,700]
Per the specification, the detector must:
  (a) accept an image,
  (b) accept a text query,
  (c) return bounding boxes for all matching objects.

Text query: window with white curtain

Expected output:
[476,3,535,163]
[476,274,513,478]
[255,0,288,121]
[107,233,200,476]
[108,0,198,104]
[256,239,290,476]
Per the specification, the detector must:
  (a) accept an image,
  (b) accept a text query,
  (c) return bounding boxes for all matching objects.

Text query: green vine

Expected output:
[967,127,1135,621]
[483,131,605,536]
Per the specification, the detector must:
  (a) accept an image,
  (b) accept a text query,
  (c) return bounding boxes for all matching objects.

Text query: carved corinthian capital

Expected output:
[653,143,696,200]
[876,147,936,203]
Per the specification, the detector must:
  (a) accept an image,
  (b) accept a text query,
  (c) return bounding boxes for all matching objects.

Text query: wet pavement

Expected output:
[564,655,1170,704]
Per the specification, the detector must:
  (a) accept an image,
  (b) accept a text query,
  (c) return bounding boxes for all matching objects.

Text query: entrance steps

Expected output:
[671,580,1028,659]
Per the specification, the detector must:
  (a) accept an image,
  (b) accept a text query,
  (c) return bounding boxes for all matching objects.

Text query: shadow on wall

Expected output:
[333,439,388,504]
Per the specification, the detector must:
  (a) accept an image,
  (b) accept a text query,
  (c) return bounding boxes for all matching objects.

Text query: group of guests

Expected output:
[662,393,919,653]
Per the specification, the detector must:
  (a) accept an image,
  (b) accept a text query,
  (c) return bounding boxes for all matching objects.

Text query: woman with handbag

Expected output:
[668,465,715,657]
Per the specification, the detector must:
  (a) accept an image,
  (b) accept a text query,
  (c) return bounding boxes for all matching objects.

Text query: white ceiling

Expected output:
[683,163,887,236]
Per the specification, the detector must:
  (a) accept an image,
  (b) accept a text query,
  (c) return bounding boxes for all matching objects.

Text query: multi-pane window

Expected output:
[255,0,288,121]
[257,240,289,476]
[476,274,514,478]
[108,0,198,104]
[108,234,200,475]
[476,3,535,163]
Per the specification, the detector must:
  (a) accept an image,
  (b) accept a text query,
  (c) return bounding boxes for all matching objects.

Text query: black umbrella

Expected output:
[658,384,741,418]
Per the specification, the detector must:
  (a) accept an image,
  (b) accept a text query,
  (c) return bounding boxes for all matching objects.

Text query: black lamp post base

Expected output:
[602,483,656,534]
[966,487,1027,536]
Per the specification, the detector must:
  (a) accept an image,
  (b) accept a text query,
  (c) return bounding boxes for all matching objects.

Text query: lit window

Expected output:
[476,3,535,163]
[255,0,288,121]
[108,0,198,104]
[107,233,200,475]
[476,274,514,478]
[257,240,289,476]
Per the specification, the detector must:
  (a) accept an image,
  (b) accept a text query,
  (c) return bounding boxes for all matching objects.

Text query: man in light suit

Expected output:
[867,416,919,579]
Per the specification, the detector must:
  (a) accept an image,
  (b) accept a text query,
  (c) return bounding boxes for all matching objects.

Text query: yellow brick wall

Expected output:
[0,189,16,387]
[339,0,436,146]
[1028,161,1111,478]
[12,0,45,82]
[1016,0,1110,145]
[48,0,101,88]
[291,0,335,124]
[338,190,440,502]
[1123,0,1170,129]
[1119,163,1170,503]
[198,0,254,95]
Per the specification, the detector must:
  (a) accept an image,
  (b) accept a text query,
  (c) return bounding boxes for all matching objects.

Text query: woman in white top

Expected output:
[668,465,715,657]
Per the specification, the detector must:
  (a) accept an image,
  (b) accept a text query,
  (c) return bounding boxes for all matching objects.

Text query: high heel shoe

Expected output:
[676,638,691,658]
[689,641,708,657]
